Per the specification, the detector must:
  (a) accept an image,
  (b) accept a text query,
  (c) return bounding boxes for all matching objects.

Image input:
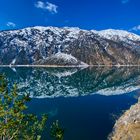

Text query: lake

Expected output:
[0,66,140,140]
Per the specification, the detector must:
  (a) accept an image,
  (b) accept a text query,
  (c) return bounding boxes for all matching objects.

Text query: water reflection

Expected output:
[0,66,140,140]
[0,66,140,98]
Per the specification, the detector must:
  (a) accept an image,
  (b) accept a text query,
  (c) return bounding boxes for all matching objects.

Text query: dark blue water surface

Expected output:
[28,93,138,140]
[0,66,140,140]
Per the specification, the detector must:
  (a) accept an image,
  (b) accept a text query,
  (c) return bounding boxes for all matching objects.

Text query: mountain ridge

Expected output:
[1,26,139,34]
[0,26,140,65]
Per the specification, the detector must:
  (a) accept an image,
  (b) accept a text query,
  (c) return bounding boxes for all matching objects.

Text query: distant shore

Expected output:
[1,65,140,68]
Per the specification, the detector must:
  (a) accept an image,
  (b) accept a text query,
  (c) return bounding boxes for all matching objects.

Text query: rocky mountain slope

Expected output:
[110,99,140,140]
[0,26,140,65]
[34,52,87,66]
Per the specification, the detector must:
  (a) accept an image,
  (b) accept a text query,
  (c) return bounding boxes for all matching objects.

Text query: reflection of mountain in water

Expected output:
[0,67,140,98]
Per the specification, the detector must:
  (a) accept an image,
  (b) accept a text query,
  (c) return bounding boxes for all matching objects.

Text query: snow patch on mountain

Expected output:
[53,52,79,63]
[92,29,140,42]
[35,52,88,66]
[51,52,88,66]
[10,58,16,65]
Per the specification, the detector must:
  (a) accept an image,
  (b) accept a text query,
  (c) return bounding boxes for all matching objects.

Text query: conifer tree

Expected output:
[0,75,64,140]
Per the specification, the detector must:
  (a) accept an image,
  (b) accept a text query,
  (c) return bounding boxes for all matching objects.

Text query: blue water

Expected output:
[0,66,140,140]
[27,93,138,140]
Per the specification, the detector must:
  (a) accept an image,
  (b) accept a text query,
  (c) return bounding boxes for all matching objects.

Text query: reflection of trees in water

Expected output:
[68,67,140,95]
[0,67,140,98]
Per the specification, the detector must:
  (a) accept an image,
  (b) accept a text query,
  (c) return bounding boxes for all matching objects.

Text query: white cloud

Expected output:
[35,1,58,14]
[46,2,58,14]
[6,22,16,28]
[121,0,129,4]
[130,25,140,31]
[35,1,46,9]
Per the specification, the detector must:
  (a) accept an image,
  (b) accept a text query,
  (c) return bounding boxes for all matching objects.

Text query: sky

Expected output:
[0,0,140,33]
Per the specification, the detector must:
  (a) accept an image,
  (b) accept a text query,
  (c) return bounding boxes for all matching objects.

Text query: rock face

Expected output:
[0,26,140,65]
[110,100,140,140]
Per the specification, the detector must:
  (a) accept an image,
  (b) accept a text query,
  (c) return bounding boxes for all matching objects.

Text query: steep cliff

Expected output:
[110,99,140,140]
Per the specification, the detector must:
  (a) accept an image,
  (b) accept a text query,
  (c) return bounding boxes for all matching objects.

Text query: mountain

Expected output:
[92,29,140,43]
[0,67,140,98]
[34,52,88,66]
[0,26,140,65]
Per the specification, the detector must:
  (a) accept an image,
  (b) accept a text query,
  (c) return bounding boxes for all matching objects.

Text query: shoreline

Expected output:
[110,99,140,140]
[1,64,140,68]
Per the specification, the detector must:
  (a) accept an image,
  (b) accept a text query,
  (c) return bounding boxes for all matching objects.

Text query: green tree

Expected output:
[50,120,64,140]
[0,75,64,140]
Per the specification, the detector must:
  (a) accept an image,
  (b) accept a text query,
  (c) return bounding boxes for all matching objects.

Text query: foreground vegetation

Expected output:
[0,75,64,140]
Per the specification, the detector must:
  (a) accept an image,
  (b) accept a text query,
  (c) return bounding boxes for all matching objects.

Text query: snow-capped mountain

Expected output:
[92,29,140,42]
[0,26,140,65]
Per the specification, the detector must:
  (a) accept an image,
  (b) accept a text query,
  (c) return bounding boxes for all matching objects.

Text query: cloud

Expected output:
[6,22,16,28]
[46,2,58,14]
[121,0,129,4]
[35,1,46,9]
[130,25,140,31]
[35,1,58,14]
